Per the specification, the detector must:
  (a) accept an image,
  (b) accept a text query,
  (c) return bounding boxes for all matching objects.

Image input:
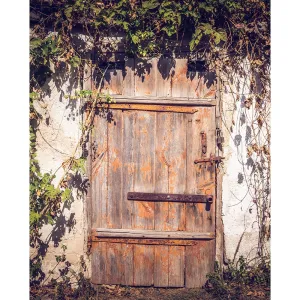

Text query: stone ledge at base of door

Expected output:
[92,228,215,240]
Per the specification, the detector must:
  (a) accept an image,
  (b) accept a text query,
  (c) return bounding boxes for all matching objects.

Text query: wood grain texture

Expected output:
[185,240,215,288]
[122,243,134,285]
[122,111,136,229]
[94,228,215,239]
[154,245,169,287]
[131,111,155,286]
[133,245,154,286]
[106,242,123,284]
[171,59,189,98]
[154,111,170,286]
[91,115,108,228]
[91,242,106,284]
[107,110,122,229]
[102,68,124,95]
[135,58,157,97]
[167,113,186,231]
[91,237,196,246]
[186,110,203,232]
[169,246,185,287]
[156,57,173,97]
[110,95,216,106]
[132,112,155,230]
[123,58,135,96]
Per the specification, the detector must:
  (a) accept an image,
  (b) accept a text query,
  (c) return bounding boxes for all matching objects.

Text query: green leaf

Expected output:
[30,38,43,50]
[61,188,71,202]
[64,6,73,18]
[29,92,39,100]
[131,35,140,44]
[47,214,54,225]
[69,55,81,68]
[30,211,40,225]
[142,0,160,10]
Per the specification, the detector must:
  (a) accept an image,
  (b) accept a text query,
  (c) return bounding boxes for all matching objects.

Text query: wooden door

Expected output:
[88,55,217,288]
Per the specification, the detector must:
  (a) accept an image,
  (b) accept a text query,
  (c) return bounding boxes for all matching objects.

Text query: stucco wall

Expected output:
[33,62,268,278]
[32,68,91,278]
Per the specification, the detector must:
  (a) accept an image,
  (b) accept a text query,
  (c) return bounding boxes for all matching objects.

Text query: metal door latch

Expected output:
[194,154,225,165]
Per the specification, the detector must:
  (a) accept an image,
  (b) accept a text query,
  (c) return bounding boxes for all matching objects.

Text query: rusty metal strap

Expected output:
[127,192,213,203]
[87,103,198,114]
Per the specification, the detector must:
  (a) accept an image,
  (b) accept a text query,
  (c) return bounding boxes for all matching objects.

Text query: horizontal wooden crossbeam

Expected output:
[95,103,198,114]
[93,228,215,240]
[110,96,216,106]
[89,237,196,246]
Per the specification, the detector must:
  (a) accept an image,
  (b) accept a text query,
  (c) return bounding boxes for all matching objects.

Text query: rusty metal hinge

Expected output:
[216,128,224,147]
[87,234,92,255]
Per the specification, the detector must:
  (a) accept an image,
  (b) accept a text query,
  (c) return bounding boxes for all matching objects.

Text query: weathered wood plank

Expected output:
[168,113,186,231]
[186,110,204,232]
[109,95,216,106]
[122,111,135,229]
[91,237,196,246]
[171,59,189,97]
[102,68,124,95]
[120,110,135,286]
[107,110,122,228]
[154,245,169,287]
[123,58,135,96]
[91,242,106,284]
[122,243,134,285]
[133,245,154,286]
[185,241,202,288]
[91,115,108,228]
[156,57,172,97]
[94,228,215,239]
[202,72,217,99]
[185,240,215,288]
[97,103,198,114]
[135,58,157,96]
[196,108,216,233]
[154,112,170,287]
[188,71,216,99]
[106,242,123,284]
[132,112,155,230]
[169,246,185,287]
[132,111,155,286]
[154,112,171,231]
[167,113,186,287]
